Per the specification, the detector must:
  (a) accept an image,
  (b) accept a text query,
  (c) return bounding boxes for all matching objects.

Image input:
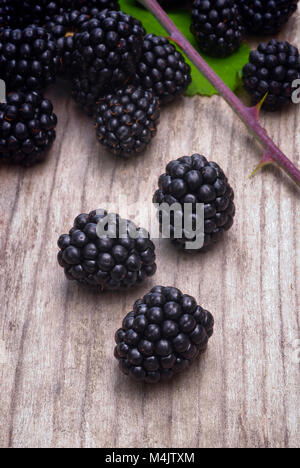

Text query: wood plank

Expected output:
[0,12,299,449]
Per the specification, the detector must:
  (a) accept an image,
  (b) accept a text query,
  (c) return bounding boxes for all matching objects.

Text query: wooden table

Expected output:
[0,13,299,449]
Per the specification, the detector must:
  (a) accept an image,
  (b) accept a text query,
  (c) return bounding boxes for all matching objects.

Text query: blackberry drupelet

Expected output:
[57,210,157,290]
[242,40,300,111]
[71,10,145,94]
[153,154,235,251]
[191,0,245,58]
[133,34,191,105]
[115,286,214,383]
[95,86,160,158]
[0,25,59,92]
[0,1,15,29]
[237,0,299,35]
[0,90,57,166]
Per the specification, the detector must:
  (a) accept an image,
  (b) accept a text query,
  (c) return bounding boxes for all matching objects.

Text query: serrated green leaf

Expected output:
[119,0,250,96]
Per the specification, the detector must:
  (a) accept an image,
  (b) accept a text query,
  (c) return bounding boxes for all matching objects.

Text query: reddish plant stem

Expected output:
[138,0,300,186]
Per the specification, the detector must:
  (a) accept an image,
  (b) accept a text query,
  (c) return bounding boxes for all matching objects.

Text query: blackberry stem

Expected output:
[138,0,300,187]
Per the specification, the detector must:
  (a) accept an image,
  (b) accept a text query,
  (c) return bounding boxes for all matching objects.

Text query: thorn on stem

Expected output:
[250,152,275,178]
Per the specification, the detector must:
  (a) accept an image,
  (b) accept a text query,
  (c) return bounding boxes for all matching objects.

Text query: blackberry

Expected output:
[0,90,57,166]
[0,1,62,29]
[153,154,235,251]
[95,86,160,158]
[57,210,157,290]
[191,0,245,58]
[72,74,103,116]
[237,0,298,35]
[0,25,59,92]
[133,34,191,106]
[46,9,96,77]
[114,286,214,383]
[0,2,120,30]
[22,1,62,26]
[45,3,120,77]
[242,40,300,111]
[71,10,145,95]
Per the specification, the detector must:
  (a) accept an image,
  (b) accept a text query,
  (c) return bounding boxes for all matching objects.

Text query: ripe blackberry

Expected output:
[133,34,191,106]
[191,0,245,58]
[237,0,298,35]
[71,75,102,116]
[45,3,120,77]
[0,25,59,92]
[0,1,62,29]
[22,1,62,25]
[0,1,120,30]
[115,286,214,383]
[46,10,95,77]
[242,40,300,111]
[153,154,235,251]
[57,210,157,290]
[71,10,145,94]
[95,86,160,158]
[0,90,57,166]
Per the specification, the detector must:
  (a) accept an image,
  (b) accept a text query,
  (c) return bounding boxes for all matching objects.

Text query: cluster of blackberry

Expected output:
[0,1,192,164]
[190,0,300,110]
[71,10,191,157]
[191,1,299,58]
[57,148,235,382]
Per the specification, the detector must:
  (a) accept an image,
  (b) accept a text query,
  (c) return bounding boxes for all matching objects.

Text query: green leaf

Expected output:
[119,0,250,96]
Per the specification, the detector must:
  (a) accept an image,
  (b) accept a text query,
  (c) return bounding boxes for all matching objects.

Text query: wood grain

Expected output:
[0,13,299,449]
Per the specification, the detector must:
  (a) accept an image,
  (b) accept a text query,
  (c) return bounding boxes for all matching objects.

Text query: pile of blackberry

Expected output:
[57,209,157,290]
[0,3,193,162]
[190,1,299,58]
[66,7,192,157]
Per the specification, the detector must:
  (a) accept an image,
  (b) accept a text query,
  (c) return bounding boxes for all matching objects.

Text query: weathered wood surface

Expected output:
[0,14,299,449]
